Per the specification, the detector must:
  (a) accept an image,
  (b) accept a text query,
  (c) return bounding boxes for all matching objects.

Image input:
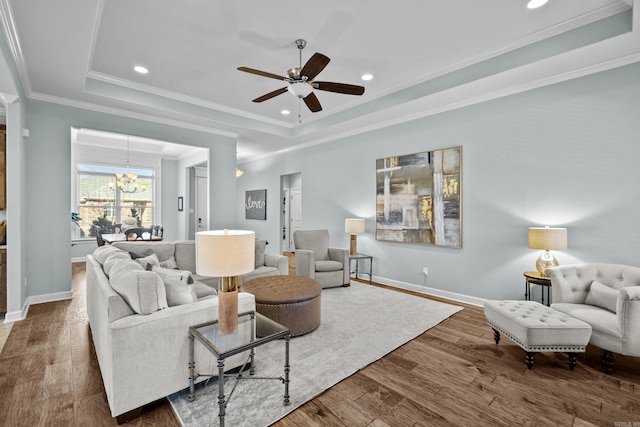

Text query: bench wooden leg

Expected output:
[525,352,535,369]
[492,328,500,344]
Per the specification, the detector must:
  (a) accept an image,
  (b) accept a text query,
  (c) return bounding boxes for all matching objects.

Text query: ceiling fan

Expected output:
[237,39,365,113]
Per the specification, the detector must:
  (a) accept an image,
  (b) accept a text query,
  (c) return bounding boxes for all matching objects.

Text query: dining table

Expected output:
[101,233,163,244]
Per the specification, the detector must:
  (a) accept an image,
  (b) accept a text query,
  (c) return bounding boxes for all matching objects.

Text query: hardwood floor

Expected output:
[1,260,639,426]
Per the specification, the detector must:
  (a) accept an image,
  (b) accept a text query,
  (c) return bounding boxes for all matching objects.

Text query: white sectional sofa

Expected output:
[86,240,282,420]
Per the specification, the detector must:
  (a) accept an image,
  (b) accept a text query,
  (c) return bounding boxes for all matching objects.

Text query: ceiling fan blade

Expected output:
[238,67,285,81]
[314,81,365,95]
[300,53,330,81]
[303,92,322,112]
[252,87,288,103]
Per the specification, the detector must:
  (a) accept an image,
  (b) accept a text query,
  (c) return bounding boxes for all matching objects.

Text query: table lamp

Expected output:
[345,218,365,256]
[528,226,567,276]
[196,229,255,334]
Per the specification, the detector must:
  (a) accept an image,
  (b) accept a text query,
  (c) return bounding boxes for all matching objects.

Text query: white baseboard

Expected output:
[3,290,74,323]
[372,275,485,307]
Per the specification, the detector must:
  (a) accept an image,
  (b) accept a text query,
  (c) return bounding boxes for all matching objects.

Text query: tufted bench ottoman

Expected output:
[484,300,592,370]
[240,275,322,337]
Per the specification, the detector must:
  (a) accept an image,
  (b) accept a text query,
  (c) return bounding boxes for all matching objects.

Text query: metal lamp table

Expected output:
[188,311,291,426]
[349,253,373,282]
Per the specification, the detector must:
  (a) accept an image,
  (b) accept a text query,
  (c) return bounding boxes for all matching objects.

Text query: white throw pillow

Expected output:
[584,281,619,313]
[109,261,168,314]
[135,253,161,270]
[153,267,197,306]
[102,252,133,277]
[93,245,124,265]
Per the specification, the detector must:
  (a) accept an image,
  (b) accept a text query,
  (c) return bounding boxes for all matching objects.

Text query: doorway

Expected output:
[194,166,208,234]
[281,173,302,252]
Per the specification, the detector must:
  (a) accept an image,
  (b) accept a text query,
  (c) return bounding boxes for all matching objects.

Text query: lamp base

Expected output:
[350,234,357,256]
[218,277,239,334]
[536,250,559,276]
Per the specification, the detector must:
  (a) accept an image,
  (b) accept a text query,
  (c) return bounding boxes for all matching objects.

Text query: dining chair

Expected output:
[95,225,106,246]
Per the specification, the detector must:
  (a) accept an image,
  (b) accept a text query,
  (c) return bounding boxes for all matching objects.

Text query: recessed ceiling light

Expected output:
[361,74,373,81]
[134,65,149,74]
[281,110,290,115]
[527,0,548,9]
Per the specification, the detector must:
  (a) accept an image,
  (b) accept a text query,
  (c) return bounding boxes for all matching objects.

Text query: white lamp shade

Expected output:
[528,227,567,250]
[196,230,255,277]
[345,218,365,234]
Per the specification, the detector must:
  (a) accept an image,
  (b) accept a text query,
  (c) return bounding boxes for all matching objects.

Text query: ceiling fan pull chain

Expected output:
[298,98,302,124]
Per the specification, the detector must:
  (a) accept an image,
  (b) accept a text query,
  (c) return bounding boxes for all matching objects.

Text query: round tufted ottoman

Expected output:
[484,300,592,370]
[240,275,322,337]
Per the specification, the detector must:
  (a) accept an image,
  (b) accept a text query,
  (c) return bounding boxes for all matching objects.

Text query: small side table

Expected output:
[524,271,552,306]
[188,311,290,426]
[349,253,373,282]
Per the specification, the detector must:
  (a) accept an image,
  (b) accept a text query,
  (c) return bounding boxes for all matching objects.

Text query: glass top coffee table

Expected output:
[188,310,291,427]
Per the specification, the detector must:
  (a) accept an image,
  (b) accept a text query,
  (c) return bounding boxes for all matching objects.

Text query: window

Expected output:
[74,164,154,239]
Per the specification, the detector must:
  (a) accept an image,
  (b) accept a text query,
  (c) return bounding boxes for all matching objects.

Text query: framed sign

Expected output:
[375,146,461,247]
[245,189,267,220]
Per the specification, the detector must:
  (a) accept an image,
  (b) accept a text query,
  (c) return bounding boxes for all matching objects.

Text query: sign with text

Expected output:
[245,189,267,220]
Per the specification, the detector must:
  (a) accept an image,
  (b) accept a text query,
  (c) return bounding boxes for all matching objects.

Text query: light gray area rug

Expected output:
[169,281,463,426]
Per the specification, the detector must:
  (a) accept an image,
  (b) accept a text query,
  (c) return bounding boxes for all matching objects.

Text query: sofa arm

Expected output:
[618,286,640,355]
[295,249,315,279]
[105,292,256,417]
[264,252,289,275]
[328,247,351,285]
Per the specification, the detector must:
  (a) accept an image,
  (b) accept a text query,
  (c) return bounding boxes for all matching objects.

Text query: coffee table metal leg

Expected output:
[284,335,290,406]
[217,359,226,426]
[188,333,195,402]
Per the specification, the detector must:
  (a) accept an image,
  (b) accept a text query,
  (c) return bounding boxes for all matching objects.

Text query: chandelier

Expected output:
[109,137,148,193]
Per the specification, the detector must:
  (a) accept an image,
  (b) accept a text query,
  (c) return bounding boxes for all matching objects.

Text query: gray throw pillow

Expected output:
[153,267,197,306]
[109,262,168,314]
[255,239,267,268]
[193,280,217,299]
[135,253,161,270]
[159,256,178,269]
[584,281,619,313]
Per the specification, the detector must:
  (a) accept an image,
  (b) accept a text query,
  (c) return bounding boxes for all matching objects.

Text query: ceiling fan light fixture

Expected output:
[287,81,313,99]
[527,0,548,9]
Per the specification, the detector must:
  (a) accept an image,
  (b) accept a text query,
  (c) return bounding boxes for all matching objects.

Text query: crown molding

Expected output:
[29,91,239,139]
[0,0,30,95]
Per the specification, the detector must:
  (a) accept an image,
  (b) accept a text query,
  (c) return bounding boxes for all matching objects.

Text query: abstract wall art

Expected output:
[375,146,461,247]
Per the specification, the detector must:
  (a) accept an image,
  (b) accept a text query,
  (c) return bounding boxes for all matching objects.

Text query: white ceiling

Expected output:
[1,0,637,161]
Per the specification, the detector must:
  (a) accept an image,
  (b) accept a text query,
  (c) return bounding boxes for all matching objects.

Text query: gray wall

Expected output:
[236,61,640,304]
[19,99,236,308]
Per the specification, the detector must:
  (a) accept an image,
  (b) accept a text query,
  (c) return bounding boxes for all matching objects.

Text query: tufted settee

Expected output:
[547,263,640,372]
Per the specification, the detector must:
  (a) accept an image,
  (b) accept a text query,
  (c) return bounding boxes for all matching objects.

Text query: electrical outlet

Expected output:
[422,267,429,276]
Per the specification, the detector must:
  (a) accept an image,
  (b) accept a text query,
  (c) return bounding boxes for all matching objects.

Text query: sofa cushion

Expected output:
[315,260,343,272]
[103,251,133,276]
[584,281,619,313]
[255,239,267,268]
[109,262,168,314]
[129,248,154,260]
[93,245,124,265]
[152,267,197,306]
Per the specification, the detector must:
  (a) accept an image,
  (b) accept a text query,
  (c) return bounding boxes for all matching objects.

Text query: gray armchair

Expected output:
[293,229,350,288]
[547,263,640,373]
